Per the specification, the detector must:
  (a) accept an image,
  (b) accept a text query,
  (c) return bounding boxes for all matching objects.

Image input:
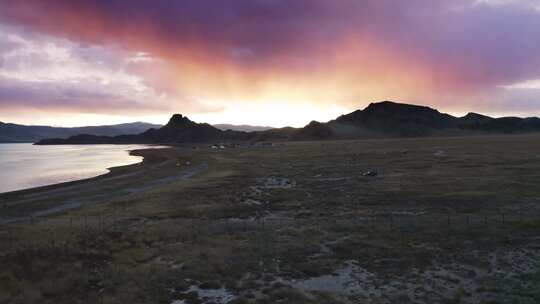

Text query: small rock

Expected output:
[363,170,378,177]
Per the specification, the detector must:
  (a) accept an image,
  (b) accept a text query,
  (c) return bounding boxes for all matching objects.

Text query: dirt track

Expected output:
[0,147,208,223]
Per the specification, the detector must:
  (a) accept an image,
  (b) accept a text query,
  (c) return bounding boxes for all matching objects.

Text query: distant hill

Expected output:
[213,124,273,132]
[0,120,273,143]
[141,114,256,143]
[325,101,540,138]
[36,114,254,144]
[0,121,161,143]
[35,101,540,145]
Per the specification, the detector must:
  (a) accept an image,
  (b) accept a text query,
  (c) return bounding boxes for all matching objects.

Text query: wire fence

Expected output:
[1,208,539,285]
[3,208,540,239]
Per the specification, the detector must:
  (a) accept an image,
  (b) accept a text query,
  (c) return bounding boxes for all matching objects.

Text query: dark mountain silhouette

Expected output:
[213,124,273,132]
[35,101,540,145]
[324,101,540,137]
[141,114,257,143]
[0,121,161,143]
[293,121,336,140]
[330,101,456,137]
[36,114,253,144]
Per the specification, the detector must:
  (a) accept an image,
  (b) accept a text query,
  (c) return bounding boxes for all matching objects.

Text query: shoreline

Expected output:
[2,131,540,197]
[0,146,194,223]
[0,145,167,197]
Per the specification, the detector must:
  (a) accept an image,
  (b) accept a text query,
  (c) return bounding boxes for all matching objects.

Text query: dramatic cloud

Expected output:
[0,24,220,124]
[1,0,540,126]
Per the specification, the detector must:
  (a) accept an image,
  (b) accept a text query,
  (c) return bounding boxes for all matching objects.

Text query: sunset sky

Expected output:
[1,0,540,127]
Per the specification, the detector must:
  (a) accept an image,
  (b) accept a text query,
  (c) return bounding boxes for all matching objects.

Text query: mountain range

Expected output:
[35,101,540,145]
[0,121,273,143]
[0,122,161,143]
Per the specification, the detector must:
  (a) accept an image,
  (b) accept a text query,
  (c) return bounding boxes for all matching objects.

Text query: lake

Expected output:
[0,143,156,193]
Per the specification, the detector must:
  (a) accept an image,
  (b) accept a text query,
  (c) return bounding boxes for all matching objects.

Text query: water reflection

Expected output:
[0,144,160,193]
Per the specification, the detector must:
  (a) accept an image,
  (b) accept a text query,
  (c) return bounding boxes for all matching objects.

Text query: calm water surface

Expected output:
[0,144,156,193]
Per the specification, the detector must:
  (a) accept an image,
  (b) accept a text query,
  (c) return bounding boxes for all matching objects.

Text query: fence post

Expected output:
[8,229,12,250]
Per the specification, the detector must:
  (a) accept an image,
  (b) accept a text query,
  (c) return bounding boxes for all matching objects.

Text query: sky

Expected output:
[1,0,540,127]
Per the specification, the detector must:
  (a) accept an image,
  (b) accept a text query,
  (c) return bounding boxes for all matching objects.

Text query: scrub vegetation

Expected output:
[2,134,540,303]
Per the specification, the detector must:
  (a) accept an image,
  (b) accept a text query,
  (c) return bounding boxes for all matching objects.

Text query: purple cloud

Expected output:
[1,0,540,122]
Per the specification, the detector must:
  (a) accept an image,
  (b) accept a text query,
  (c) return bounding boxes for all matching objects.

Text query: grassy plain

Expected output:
[1,134,540,303]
